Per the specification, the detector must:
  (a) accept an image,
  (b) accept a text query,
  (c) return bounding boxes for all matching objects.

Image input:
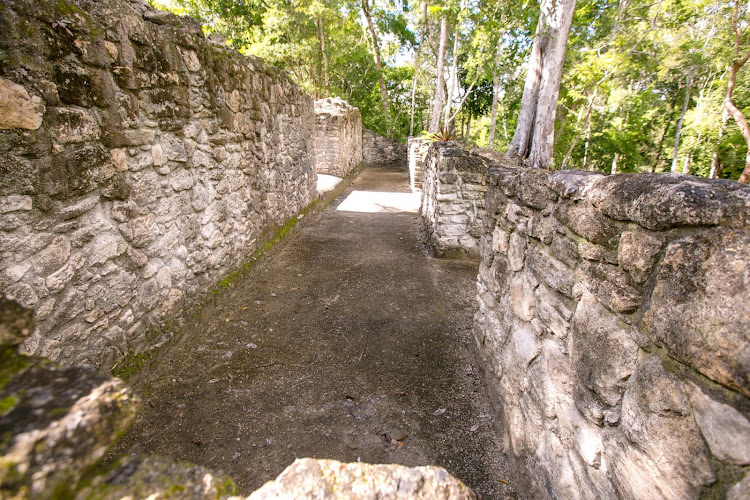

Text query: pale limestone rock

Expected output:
[507,231,526,271]
[0,195,33,213]
[510,272,536,321]
[111,149,129,172]
[88,233,127,266]
[618,231,662,283]
[246,458,478,500]
[603,357,715,499]
[152,144,167,166]
[728,472,750,500]
[689,383,750,465]
[31,236,71,276]
[0,77,44,130]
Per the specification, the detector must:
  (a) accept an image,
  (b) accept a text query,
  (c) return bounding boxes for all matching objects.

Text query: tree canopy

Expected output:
[151,0,750,181]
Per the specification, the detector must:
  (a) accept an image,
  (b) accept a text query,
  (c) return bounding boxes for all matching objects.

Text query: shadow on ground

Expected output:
[109,162,512,499]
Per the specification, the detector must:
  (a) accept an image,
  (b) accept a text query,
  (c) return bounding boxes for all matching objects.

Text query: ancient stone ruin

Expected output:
[474,166,750,498]
[0,0,315,369]
[363,128,407,165]
[313,97,363,176]
[419,142,488,258]
[408,136,430,191]
[1,0,749,498]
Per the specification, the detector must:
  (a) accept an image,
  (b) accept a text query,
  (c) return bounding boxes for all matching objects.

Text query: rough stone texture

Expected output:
[314,97,362,176]
[77,455,238,499]
[0,329,140,499]
[0,0,316,369]
[362,129,406,165]
[408,136,430,192]
[419,142,490,258]
[0,77,45,130]
[474,156,750,499]
[245,458,479,499]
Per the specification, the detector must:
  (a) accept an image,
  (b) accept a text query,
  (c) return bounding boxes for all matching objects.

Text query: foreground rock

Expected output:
[474,159,750,499]
[245,458,479,500]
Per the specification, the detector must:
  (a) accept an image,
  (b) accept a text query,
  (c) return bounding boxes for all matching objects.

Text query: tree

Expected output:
[429,8,450,133]
[361,0,392,126]
[724,0,750,183]
[508,0,578,168]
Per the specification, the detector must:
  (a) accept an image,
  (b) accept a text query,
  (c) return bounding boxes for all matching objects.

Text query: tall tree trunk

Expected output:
[508,0,578,169]
[582,121,591,169]
[444,10,461,126]
[709,108,728,178]
[316,16,329,96]
[671,73,693,172]
[489,27,505,149]
[429,14,449,133]
[362,0,391,125]
[726,0,750,183]
[410,1,429,137]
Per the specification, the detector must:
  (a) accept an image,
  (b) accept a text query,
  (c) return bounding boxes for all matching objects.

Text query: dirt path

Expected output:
[111,163,511,498]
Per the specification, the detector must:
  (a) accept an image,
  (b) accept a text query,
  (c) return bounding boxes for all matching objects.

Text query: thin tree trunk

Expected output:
[582,122,591,169]
[709,108,728,178]
[509,0,578,168]
[444,12,461,126]
[561,86,598,169]
[671,73,693,172]
[316,16,329,95]
[362,0,391,124]
[429,14,449,133]
[489,28,504,149]
[726,0,750,183]
[465,113,472,146]
[410,1,429,137]
[611,152,619,175]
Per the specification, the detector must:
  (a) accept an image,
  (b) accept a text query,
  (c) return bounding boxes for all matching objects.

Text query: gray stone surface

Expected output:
[408,136,430,192]
[314,97,363,176]
[419,142,490,258]
[363,129,406,165]
[474,152,750,498]
[246,458,479,500]
[0,0,316,369]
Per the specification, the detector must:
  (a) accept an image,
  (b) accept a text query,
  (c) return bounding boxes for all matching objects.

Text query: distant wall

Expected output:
[0,0,316,369]
[362,129,406,165]
[314,97,362,176]
[419,142,488,258]
[408,137,429,192]
[475,163,750,498]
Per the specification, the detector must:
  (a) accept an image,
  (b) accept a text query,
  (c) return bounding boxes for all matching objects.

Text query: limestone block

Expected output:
[642,230,750,396]
[87,232,127,265]
[588,173,750,230]
[618,230,662,283]
[576,261,641,313]
[510,272,536,322]
[688,384,750,465]
[555,201,621,248]
[535,284,573,338]
[0,351,139,499]
[31,236,71,277]
[603,357,715,499]
[517,169,556,209]
[0,195,33,214]
[571,291,638,407]
[728,472,750,500]
[527,246,575,298]
[247,458,479,500]
[0,77,44,130]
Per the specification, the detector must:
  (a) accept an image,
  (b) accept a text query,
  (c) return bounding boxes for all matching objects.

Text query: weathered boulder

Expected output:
[245,458,479,500]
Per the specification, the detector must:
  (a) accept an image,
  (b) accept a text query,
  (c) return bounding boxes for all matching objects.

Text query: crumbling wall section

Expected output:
[408,136,429,192]
[362,129,406,165]
[314,97,362,176]
[475,163,750,499]
[419,142,489,258]
[0,0,316,369]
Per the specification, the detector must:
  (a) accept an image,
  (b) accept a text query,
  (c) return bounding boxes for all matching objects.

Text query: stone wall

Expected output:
[362,129,406,165]
[313,97,362,176]
[0,0,316,369]
[419,142,489,258]
[474,164,750,498]
[408,136,430,192]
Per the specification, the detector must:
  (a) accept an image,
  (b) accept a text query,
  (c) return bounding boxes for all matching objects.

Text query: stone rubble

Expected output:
[407,136,430,192]
[474,159,750,499]
[0,0,316,369]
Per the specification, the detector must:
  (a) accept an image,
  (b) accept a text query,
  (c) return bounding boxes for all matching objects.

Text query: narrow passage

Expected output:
[111,163,509,498]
